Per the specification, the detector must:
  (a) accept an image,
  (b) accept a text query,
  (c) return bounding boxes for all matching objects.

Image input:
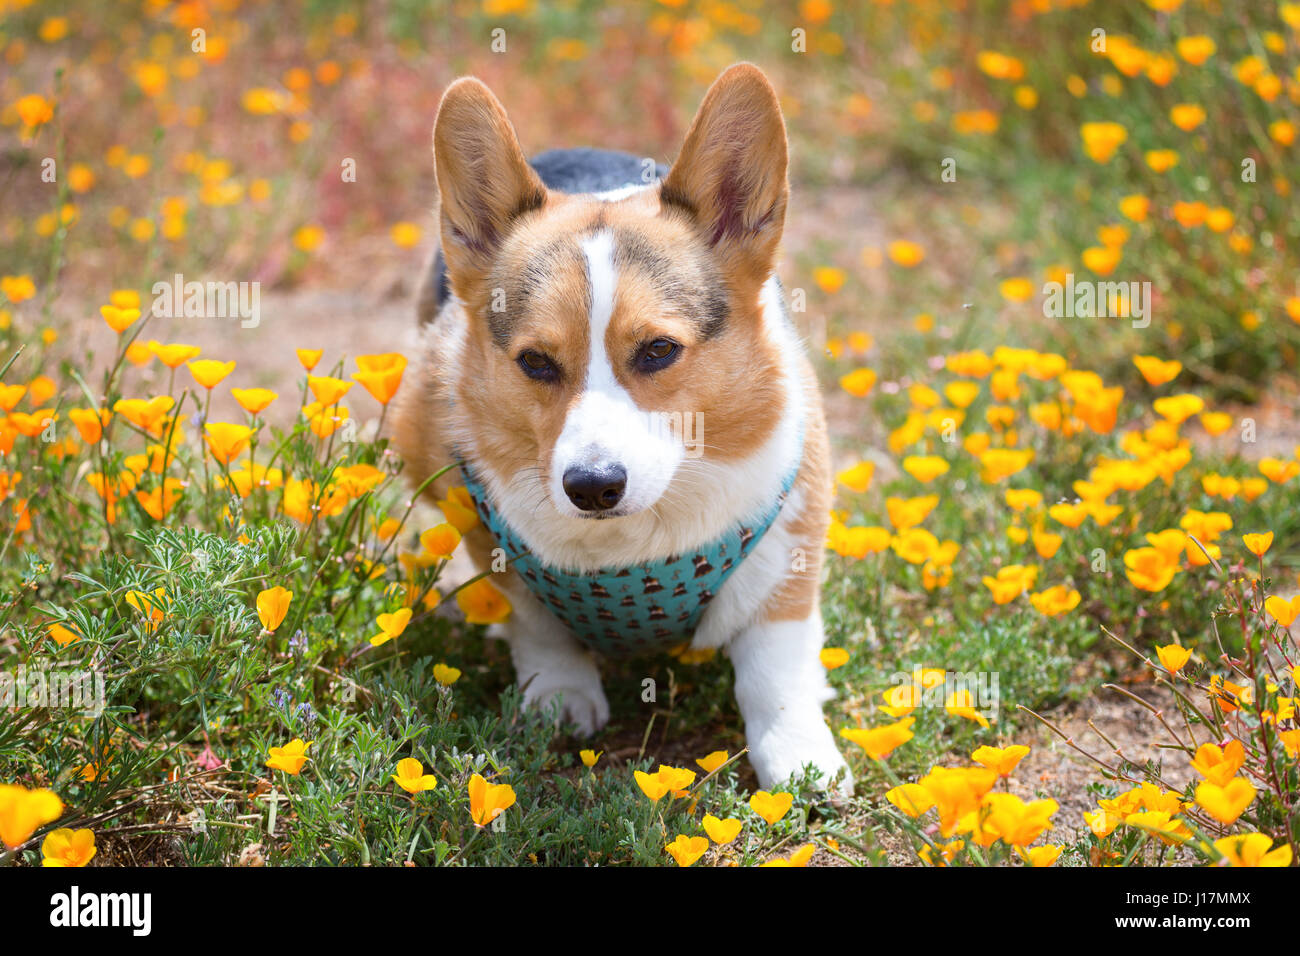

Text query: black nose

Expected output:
[563,464,627,512]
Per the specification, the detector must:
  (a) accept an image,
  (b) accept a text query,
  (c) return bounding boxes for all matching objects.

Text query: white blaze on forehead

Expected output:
[549,229,684,517]
[581,230,619,397]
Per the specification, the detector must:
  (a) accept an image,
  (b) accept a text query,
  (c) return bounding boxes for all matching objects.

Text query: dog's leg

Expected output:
[728,611,853,795]
[497,586,610,736]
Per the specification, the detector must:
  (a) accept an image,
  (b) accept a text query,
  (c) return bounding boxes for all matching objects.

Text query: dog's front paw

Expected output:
[522,676,610,736]
[748,721,855,798]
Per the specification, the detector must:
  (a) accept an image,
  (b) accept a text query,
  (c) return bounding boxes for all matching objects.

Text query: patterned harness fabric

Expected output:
[456,456,801,658]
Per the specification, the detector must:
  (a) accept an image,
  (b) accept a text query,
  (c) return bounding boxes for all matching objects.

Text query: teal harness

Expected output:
[456,457,799,658]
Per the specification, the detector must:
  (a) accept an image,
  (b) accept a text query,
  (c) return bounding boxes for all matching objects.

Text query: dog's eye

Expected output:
[636,338,680,373]
[517,349,560,382]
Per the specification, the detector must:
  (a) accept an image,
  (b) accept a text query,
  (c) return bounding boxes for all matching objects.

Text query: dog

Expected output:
[394,63,851,794]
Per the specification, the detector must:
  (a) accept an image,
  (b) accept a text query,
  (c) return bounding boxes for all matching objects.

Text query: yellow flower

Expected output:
[696,751,729,774]
[135,478,183,520]
[1018,845,1062,867]
[67,407,110,444]
[1195,778,1256,825]
[1208,675,1252,713]
[14,95,55,129]
[1029,585,1080,617]
[886,494,938,530]
[978,448,1034,482]
[256,586,293,632]
[885,783,935,817]
[836,460,874,493]
[963,792,1058,848]
[125,587,168,630]
[819,647,849,670]
[100,304,141,333]
[839,367,876,397]
[579,749,601,768]
[701,814,742,844]
[419,523,461,560]
[749,790,794,824]
[891,527,939,565]
[634,770,671,802]
[760,843,816,867]
[1124,810,1191,845]
[1169,103,1206,131]
[1004,488,1042,512]
[1118,194,1150,222]
[352,353,408,405]
[1032,531,1062,560]
[944,381,980,408]
[971,744,1030,776]
[187,359,236,390]
[946,689,991,728]
[812,266,846,293]
[468,773,516,827]
[1171,200,1206,227]
[432,663,461,686]
[390,221,423,248]
[982,564,1037,604]
[1265,594,1300,627]
[1123,547,1178,592]
[1080,121,1128,163]
[1154,644,1191,673]
[40,828,96,867]
[887,240,925,267]
[296,348,324,371]
[204,422,253,466]
[307,375,353,406]
[436,486,480,532]
[1214,833,1292,867]
[370,607,413,647]
[265,738,311,775]
[150,342,202,368]
[231,388,279,415]
[455,577,512,624]
[1242,532,1273,557]
[839,716,915,759]
[293,224,325,252]
[826,523,892,558]
[902,455,949,483]
[47,622,80,647]
[1175,36,1215,65]
[0,784,64,849]
[1190,740,1244,787]
[918,766,999,837]
[665,834,709,866]
[391,758,437,794]
[1132,355,1181,386]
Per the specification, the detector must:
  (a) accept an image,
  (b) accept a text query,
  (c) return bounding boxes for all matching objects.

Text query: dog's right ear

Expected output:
[433,78,546,280]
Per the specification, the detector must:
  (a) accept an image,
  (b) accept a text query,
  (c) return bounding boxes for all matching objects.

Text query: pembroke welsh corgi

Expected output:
[394,63,851,794]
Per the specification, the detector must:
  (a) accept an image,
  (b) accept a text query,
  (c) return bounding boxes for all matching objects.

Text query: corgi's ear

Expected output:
[660,63,788,285]
[433,77,547,279]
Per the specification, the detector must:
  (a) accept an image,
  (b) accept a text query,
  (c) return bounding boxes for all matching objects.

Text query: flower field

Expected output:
[1,0,1299,869]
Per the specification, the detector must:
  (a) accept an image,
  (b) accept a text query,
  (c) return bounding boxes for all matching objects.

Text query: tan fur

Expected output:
[394,62,827,625]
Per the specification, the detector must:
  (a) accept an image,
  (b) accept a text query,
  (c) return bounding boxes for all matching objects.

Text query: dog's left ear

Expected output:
[660,63,789,286]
